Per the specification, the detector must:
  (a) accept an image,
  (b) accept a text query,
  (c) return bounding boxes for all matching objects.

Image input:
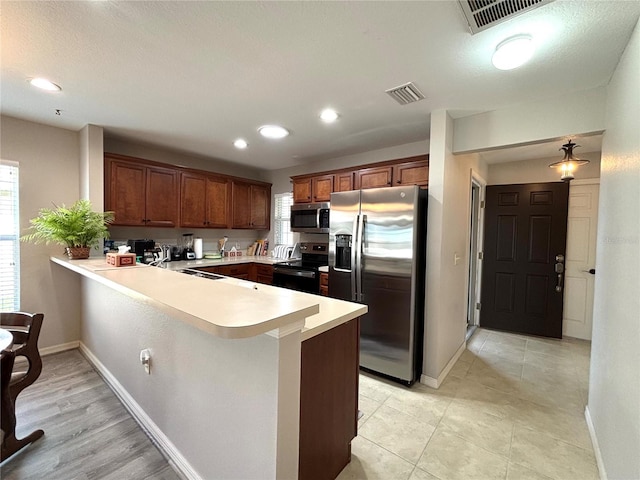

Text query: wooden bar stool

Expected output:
[0,312,45,462]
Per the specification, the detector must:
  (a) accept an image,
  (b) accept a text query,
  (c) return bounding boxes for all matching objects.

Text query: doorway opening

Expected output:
[466,174,485,340]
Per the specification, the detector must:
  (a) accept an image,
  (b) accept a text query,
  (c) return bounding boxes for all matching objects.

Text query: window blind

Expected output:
[0,161,20,311]
[274,192,294,246]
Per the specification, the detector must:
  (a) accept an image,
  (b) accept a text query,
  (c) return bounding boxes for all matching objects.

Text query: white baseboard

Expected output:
[420,342,466,389]
[79,342,201,480]
[40,341,80,356]
[585,405,608,480]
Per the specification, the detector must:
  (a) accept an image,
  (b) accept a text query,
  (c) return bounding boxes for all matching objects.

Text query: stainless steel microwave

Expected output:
[290,203,330,233]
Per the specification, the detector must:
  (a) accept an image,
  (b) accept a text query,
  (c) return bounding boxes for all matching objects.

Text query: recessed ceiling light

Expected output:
[320,108,339,123]
[258,125,289,139]
[29,77,62,91]
[492,34,534,70]
[233,139,248,149]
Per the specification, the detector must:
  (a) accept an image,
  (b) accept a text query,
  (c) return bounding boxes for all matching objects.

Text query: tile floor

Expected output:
[337,328,597,480]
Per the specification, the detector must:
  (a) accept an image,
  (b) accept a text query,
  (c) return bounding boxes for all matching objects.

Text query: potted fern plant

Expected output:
[22,200,115,259]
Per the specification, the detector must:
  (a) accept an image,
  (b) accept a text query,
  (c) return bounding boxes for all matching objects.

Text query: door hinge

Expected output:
[478,251,483,260]
[480,200,485,208]
[476,302,481,310]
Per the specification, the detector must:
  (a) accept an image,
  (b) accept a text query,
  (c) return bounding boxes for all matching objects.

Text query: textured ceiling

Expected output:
[1,1,639,170]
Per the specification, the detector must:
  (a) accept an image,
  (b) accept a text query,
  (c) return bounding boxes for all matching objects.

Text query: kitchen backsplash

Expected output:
[108,226,267,254]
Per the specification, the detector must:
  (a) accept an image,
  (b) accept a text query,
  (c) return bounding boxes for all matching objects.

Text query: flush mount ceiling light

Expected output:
[549,140,590,182]
[492,34,534,70]
[233,139,248,149]
[29,77,62,91]
[320,108,339,123]
[258,125,289,139]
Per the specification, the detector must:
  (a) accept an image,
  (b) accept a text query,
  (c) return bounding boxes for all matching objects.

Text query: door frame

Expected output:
[465,169,487,333]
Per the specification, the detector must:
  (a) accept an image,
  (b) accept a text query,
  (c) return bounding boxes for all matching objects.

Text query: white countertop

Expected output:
[52,257,366,341]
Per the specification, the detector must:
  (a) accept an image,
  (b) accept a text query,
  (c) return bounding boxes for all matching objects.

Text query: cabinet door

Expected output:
[108,160,146,226]
[232,181,252,228]
[146,166,179,227]
[293,178,312,203]
[335,172,354,192]
[312,174,334,202]
[393,160,429,187]
[250,184,270,230]
[206,176,230,228]
[180,172,208,227]
[356,166,393,190]
[299,318,359,480]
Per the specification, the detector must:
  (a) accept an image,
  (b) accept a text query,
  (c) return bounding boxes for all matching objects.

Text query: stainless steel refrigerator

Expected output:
[329,186,427,384]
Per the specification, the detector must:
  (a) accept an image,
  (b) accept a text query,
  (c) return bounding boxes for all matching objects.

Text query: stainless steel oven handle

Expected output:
[273,267,316,279]
[351,215,358,301]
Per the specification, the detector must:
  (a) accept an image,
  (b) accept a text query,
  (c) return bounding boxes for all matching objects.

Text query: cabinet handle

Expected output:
[396,180,401,184]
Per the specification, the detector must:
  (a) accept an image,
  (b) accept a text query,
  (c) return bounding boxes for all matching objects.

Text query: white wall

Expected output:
[453,87,607,154]
[0,115,82,349]
[79,124,104,208]
[587,17,640,480]
[488,152,601,185]
[423,110,489,384]
[79,276,298,479]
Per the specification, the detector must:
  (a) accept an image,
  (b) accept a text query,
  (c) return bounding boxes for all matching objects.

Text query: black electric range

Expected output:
[272,242,328,294]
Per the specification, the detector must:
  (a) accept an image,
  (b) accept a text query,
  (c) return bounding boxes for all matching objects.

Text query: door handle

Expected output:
[350,215,358,302]
[554,253,565,292]
[581,268,596,275]
[356,214,365,302]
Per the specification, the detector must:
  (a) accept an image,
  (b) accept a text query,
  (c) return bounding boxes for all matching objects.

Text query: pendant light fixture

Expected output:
[549,140,590,182]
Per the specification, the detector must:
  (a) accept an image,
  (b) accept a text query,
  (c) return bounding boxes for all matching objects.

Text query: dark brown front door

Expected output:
[480,182,569,338]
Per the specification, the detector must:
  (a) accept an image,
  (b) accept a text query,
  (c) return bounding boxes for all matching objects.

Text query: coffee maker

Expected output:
[181,233,196,260]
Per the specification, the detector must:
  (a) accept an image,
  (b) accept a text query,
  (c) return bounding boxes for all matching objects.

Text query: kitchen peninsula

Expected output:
[52,256,367,480]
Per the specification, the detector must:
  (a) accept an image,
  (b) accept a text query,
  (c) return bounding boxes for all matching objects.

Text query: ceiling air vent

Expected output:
[458,0,555,34]
[385,82,425,105]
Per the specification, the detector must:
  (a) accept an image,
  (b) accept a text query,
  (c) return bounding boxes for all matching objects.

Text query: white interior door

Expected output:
[563,181,599,340]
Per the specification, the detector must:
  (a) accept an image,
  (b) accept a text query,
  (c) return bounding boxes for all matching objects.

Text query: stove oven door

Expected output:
[272,266,319,294]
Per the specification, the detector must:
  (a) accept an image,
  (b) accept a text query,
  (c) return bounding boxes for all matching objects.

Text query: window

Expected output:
[274,192,294,246]
[0,161,20,311]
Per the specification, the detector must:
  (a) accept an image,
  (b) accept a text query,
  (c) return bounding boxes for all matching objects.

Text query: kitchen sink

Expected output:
[179,268,226,280]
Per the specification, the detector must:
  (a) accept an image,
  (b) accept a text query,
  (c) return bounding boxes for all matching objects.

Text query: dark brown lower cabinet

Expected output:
[197,263,273,284]
[299,318,360,480]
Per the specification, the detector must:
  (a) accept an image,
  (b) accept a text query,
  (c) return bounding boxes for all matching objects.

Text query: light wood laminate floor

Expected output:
[0,350,179,480]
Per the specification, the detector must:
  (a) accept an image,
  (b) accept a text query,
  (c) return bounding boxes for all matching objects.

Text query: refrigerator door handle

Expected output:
[350,215,359,301]
[356,214,365,302]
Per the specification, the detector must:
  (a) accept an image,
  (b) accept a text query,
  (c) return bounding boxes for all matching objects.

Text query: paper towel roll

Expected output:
[194,237,203,259]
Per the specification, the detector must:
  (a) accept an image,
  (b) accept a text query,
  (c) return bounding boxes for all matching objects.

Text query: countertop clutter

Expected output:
[51,256,366,341]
